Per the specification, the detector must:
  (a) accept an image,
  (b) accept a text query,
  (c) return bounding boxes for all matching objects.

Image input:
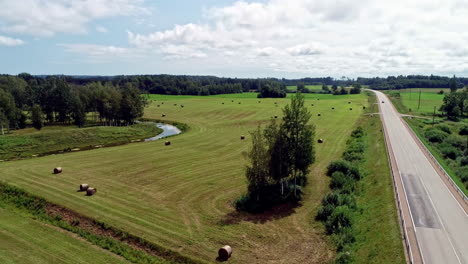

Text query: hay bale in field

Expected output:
[317,99,320,101]
[79,184,89,192]
[332,107,335,110]
[162,114,166,117]
[218,245,232,260]
[258,101,261,103]
[241,135,245,140]
[317,113,321,116]
[157,105,160,107]
[348,101,351,104]
[274,102,278,104]
[350,108,353,110]
[318,139,324,143]
[86,188,97,196]
[222,102,225,104]
[231,100,234,102]
[53,167,62,174]
[311,104,314,106]
[165,141,171,146]
[238,102,241,104]
[274,115,278,119]
[181,105,184,108]
[174,104,177,106]
[363,106,366,110]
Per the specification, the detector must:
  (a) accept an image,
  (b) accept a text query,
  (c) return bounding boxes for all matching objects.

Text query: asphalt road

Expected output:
[375,91,468,264]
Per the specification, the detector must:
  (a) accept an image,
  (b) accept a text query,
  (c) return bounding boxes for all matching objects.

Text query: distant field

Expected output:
[0,207,128,264]
[386,89,445,115]
[1,93,369,263]
[286,85,325,92]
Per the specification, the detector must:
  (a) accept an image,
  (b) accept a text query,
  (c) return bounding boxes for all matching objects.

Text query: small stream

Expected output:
[145,123,182,141]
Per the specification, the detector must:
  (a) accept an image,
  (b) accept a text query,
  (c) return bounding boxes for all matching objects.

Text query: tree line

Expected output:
[0,74,146,133]
[359,75,468,90]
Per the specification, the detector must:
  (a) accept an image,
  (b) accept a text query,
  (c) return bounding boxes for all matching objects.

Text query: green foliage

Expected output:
[31,104,44,130]
[436,124,452,134]
[424,128,448,143]
[325,206,353,234]
[459,125,468,135]
[349,83,362,94]
[330,172,356,194]
[327,160,362,180]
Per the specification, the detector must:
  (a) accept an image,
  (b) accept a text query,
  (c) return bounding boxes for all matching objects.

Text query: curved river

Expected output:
[145,123,182,141]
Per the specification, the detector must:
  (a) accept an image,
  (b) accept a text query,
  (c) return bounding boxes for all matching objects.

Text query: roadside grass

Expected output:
[385,89,445,115]
[1,93,368,263]
[351,114,406,263]
[0,123,161,161]
[0,206,130,264]
[404,118,468,196]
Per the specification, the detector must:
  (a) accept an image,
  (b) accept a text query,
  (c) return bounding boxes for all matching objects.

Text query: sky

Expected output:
[0,0,467,78]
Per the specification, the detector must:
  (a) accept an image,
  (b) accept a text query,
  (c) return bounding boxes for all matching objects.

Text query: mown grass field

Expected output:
[1,93,369,263]
[0,206,128,264]
[0,124,161,161]
[386,88,446,115]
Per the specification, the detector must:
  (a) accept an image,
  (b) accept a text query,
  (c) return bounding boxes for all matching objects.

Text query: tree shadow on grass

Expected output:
[218,201,302,226]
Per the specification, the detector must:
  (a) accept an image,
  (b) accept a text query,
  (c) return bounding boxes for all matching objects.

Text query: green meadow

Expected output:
[0,92,403,263]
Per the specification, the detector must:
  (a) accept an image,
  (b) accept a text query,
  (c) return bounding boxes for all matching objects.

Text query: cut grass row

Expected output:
[0,123,161,161]
[1,93,369,263]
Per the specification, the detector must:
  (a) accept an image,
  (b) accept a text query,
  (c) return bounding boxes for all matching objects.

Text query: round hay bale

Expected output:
[86,188,97,196]
[350,108,353,110]
[311,104,314,106]
[53,167,63,174]
[222,102,225,104]
[258,101,261,103]
[161,102,164,104]
[274,102,278,104]
[238,102,241,104]
[274,115,278,119]
[181,105,184,108]
[363,106,366,110]
[317,113,321,117]
[157,105,160,107]
[231,100,234,102]
[218,245,232,260]
[348,101,351,104]
[80,184,89,192]
[240,135,245,140]
[317,99,320,101]
[165,141,171,146]
[318,139,324,143]
[332,107,335,110]
[174,104,177,106]
[162,114,166,117]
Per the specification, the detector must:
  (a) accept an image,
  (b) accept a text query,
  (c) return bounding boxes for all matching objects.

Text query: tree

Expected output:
[31,104,44,130]
[71,94,86,127]
[281,91,315,196]
[245,126,271,201]
[0,110,7,135]
[450,75,458,93]
[120,83,146,125]
[350,83,362,94]
[322,84,330,93]
[297,82,306,93]
[332,84,338,92]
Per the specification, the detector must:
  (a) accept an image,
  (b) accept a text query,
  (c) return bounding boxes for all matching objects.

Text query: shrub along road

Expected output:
[375,90,468,264]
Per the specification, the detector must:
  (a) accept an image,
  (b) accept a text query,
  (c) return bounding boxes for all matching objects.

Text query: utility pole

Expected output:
[418,88,422,110]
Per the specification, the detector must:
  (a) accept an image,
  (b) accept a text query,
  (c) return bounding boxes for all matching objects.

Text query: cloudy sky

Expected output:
[1,0,467,78]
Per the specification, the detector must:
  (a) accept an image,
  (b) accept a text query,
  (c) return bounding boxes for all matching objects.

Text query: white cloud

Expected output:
[59,43,142,63]
[0,0,148,36]
[0,35,24,46]
[123,0,468,77]
[96,26,108,33]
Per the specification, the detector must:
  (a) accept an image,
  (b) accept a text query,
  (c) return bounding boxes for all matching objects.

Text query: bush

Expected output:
[342,151,364,162]
[346,141,365,153]
[460,157,468,167]
[351,127,364,138]
[439,143,460,160]
[445,135,466,150]
[335,251,353,264]
[456,166,468,183]
[333,228,356,252]
[327,160,362,180]
[322,192,341,207]
[316,205,335,221]
[436,125,452,134]
[325,206,353,234]
[330,172,356,193]
[459,125,468,136]
[424,128,448,143]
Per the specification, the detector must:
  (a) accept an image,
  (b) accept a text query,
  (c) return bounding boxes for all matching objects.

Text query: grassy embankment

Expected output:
[0,123,162,161]
[0,92,401,263]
